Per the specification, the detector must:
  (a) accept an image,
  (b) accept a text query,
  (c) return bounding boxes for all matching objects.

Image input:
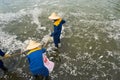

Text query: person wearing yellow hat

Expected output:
[25,40,51,80]
[48,12,66,49]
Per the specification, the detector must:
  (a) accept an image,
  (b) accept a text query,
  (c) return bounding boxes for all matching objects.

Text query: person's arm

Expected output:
[0,49,11,58]
[50,32,54,37]
[50,26,58,36]
[41,48,46,53]
[0,49,5,56]
[41,48,49,55]
[26,56,31,63]
[62,19,66,24]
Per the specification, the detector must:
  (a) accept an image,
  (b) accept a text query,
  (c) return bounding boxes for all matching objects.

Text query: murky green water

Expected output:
[0,0,120,80]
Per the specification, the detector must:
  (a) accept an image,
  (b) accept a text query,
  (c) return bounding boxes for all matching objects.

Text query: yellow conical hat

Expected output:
[48,12,60,20]
[25,40,42,51]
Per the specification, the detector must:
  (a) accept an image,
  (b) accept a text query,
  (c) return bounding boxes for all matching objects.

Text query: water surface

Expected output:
[0,0,120,80]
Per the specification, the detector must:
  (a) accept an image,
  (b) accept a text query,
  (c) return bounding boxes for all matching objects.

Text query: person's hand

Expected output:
[4,53,11,58]
[50,32,54,37]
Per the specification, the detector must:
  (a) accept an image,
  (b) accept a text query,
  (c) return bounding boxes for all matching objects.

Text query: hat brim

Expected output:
[25,40,42,51]
[48,16,60,20]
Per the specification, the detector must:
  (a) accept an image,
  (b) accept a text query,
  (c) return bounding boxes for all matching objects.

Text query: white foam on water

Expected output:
[0,9,27,23]
[107,19,120,40]
[79,18,120,41]
[0,29,24,52]
[0,7,47,54]
[56,53,80,76]
[70,12,105,20]
[30,8,42,27]
[0,7,46,30]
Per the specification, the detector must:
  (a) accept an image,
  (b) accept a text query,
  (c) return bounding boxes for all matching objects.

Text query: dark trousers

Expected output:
[34,75,50,80]
[53,34,60,48]
[0,60,8,72]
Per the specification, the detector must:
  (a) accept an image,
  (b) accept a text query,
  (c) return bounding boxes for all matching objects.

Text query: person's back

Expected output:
[25,40,50,80]
[27,48,49,76]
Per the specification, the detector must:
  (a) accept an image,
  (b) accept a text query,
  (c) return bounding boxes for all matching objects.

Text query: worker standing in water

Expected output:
[0,49,10,73]
[48,12,66,49]
[24,40,54,80]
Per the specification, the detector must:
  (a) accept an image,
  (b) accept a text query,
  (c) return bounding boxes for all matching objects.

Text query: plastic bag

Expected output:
[43,54,54,73]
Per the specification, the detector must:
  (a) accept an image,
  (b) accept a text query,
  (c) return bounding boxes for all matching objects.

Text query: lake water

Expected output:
[0,0,120,80]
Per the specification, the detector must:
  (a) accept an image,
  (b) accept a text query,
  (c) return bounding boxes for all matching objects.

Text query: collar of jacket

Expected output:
[27,47,41,55]
[54,18,62,26]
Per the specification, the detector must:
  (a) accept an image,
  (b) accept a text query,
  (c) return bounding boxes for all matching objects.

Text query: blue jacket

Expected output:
[26,48,49,76]
[0,49,5,57]
[51,18,66,36]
